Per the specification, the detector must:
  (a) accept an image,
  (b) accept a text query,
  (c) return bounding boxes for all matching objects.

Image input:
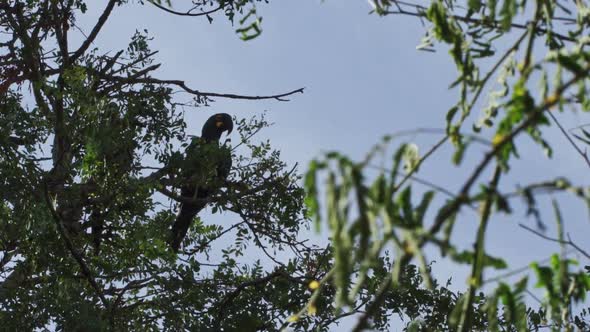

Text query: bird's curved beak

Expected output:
[216,121,233,135]
[214,114,233,135]
[224,119,233,135]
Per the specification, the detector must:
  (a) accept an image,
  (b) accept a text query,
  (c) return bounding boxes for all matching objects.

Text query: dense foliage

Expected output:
[0,1,323,330]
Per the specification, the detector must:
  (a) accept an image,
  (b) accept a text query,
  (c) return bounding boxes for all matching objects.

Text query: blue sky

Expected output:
[75,0,590,327]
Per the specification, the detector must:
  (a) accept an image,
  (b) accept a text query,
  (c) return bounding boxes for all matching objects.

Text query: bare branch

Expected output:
[107,74,305,101]
[109,50,159,75]
[99,50,125,75]
[70,0,118,63]
[148,0,224,17]
[547,111,590,169]
[519,223,590,259]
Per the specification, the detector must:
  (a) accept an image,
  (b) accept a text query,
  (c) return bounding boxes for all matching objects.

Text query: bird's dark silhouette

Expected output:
[170,113,233,251]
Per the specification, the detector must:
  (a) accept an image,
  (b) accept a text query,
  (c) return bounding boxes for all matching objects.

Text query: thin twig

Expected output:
[526,289,543,304]
[148,0,224,17]
[430,64,590,236]
[214,270,300,328]
[384,127,492,145]
[483,248,576,284]
[383,1,575,43]
[547,111,590,168]
[184,221,246,254]
[519,223,590,259]
[107,74,305,101]
[367,164,478,211]
[393,135,448,192]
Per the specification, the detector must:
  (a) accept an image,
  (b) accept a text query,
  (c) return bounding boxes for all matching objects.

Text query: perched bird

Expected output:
[170,113,233,251]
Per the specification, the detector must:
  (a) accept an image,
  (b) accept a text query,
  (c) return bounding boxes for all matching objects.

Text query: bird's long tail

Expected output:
[90,209,104,255]
[170,188,208,252]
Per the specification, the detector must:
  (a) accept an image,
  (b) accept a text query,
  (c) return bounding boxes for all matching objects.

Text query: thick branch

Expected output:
[156,185,210,205]
[51,0,69,65]
[70,0,117,63]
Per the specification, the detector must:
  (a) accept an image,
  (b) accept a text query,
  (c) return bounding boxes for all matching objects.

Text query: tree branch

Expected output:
[70,0,117,63]
[43,180,108,307]
[483,248,576,284]
[148,0,224,17]
[156,184,211,205]
[183,221,246,254]
[458,165,502,332]
[382,0,575,43]
[352,253,412,332]
[547,110,590,169]
[429,64,590,236]
[102,72,304,101]
[519,224,590,259]
[214,270,303,328]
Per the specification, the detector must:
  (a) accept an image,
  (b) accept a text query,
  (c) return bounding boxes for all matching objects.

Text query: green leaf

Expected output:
[468,0,483,12]
[414,191,435,226]
[304,159,323,229]
[427,1,459,44]
[499,0,517,31]
[446,106,459,128]
[451,250,508,269]
[397,186,414,226]
[531,261,555,296]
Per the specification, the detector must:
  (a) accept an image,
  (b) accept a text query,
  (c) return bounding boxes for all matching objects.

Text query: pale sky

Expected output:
[73,0,590,328]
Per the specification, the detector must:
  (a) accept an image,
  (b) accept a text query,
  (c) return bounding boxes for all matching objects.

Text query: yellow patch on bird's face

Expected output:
[215,114,225,128]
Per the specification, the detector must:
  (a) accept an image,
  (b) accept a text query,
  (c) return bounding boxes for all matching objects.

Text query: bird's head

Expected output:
[201,113,233,142]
